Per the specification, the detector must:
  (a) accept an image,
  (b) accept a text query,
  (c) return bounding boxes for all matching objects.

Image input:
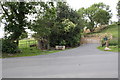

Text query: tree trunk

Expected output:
[47,43,50,50]
[47,37,50,50]
[90,28,94,32]
[16,39,19,46]
[37,40,42,49]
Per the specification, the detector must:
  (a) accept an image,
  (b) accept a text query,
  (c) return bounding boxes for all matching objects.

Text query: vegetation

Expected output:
[50,2,82,47]
[2,39,62,58]
[95,24,118,52]
[97,45,119,52]
[1,1,117,56]
[1,2,36,45]
[78,2,112,32]
[88,24,118,38]
[2,39,18,54]
[117,0,120,22]
[31,2,82,49]
[31,2,56,50]
[1,2,37,54]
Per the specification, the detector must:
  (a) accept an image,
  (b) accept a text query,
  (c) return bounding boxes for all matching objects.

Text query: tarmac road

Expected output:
[2,44,118,78]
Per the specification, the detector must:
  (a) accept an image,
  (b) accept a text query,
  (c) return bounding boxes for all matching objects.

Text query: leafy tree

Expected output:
[93,9,111,25]
[117,0,120,48]
[78,2,112,32]
[117,0,120,24]
[1,2,36,46]
[19,32,28,40]
[50,2,82,47]
[56,2,81,24]
[62,19,76,32]
[32,2,82,49]
[31,2,56,49]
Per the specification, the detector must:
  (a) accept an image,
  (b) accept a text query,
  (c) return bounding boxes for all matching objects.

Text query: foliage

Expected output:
[31,2,82,48]
[94,24,119,52]
[117,0,120,21]
[93,9,111,25]
[49,2,82,47]
[2,39,62,58]
[31,2,56,49]
[56,2,82,24]
[19,32,28,40]
[78,2,112,32]
[62,19,76,32]
[2,39,18,54]
[59,40,66,46]
[1,2,36,46]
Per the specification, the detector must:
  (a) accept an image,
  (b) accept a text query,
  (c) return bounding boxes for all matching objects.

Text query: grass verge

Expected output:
[97,45,119,52]
[2,47,62,58]
[93,24,119,52]
[2,38,63,58]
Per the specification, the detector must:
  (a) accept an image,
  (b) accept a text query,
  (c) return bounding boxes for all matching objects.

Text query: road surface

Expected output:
[2,44,118,78]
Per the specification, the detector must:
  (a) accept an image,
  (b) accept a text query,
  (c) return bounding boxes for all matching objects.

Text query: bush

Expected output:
[2,39,19,54]
[50,19,81,47]
[59,40,66,46]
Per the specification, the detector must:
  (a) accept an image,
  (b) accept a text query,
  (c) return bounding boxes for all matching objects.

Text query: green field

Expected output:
[2,38,62,58]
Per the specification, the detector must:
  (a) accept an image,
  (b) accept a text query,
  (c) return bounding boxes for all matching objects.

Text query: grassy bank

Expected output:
[96,24,118,52]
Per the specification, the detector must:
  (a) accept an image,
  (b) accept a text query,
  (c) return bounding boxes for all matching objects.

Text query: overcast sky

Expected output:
[66,0,118,21]
[0,0,118,38]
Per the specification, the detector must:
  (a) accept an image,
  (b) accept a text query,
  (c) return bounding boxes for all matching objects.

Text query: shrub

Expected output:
[50,19,81,47]
[2,39,19,54]
[59,40,66,46]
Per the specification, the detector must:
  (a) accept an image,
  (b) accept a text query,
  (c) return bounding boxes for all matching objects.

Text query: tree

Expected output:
[50,2,82,47]
[117,0,120,24]
[31,2,56,49]
[1,2,36,46]
[93,9,111,25]
[19,32,28,40]
[32,2,82,48]
[78,2,112,32]
[56,2,81,24]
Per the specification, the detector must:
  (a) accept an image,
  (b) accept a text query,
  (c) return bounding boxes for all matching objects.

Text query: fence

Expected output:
[19,39,37,48]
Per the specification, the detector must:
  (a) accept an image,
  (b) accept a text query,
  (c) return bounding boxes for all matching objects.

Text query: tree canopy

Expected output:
[1,2,36,45]
[78,2,112,32]
[1,1,113,54]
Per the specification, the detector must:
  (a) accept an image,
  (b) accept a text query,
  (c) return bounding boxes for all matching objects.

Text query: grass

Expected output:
[2,48,62,58]
[97,45,119,52]
[87,24,118,38]
[94,24,119,52]
[2,38,63,58]
[97,24,118,38]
